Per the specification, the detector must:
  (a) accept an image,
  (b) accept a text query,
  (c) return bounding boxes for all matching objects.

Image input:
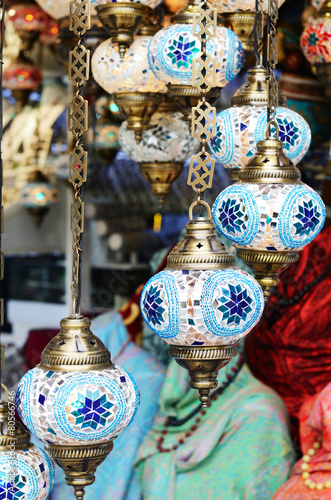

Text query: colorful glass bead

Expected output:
[208,106,311,171]
[300,17,331,65]
[141,268,264,346]
[92,36,166,95]
[212,183,325,251]
[20,181,60,208]
[16,366,139,445]
[148,24,243,86]
[210,0,285,13]
[119,111,199,163]
[0,445,54,500]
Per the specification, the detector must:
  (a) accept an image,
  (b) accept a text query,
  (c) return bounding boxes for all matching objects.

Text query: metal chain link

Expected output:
[254,0,264,66]
[266,0,279,137]
[188,1,217,212]
[68,0,90,316]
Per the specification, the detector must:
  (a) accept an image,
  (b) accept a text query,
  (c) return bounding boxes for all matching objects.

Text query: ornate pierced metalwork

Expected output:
[188,1,217,198]
[68,0,91,317]
[0,299,3,328]
[266,0,279,134]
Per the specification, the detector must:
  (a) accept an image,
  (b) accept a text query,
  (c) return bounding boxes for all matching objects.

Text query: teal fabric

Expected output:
[135,356,295,500]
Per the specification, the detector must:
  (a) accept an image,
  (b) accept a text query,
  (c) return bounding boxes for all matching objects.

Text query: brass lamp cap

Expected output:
[231,66,288,107]
[320,0,331,17]
[39,316,112,372]
[171,0,224,25]
[0,401,30,451]
[138,19,159,36]
[238,138,301,183]
[167,215,234,270]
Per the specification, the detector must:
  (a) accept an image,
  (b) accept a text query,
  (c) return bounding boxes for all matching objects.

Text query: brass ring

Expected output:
[189,200,211,221]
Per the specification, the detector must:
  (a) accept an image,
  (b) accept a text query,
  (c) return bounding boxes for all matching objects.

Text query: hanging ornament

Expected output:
[35,0,98,19]
[19,170,60,227]
[7,2,49,51]
[39,16,59,46]
[212,0,326,299]
[119,104,199,204]
[91,95,121,162]
[208,66,312,181]
[148,0,243,120]
[300,0,331,99]
[3,52,42,109]
[140,1,265,406]
[210,0,285,53]
[92,21,165,141]
[95,0,162,58]
[16,3,139,499]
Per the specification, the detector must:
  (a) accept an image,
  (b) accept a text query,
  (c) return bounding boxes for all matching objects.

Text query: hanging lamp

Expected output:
[148,0,244,121]
[212,0,326,299]
[15,3,139,499]
[300,0,331,100]
[7,2,49,51]
[119,100,199,205]
[140,1,264,407]
[92,20,165,141]
[95,0,162,58]
[3,52,42,110]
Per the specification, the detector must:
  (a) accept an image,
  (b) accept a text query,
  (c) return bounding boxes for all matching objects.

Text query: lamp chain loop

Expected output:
[266,0,279,137]
[188,1,217,206]
[68,0,91,317]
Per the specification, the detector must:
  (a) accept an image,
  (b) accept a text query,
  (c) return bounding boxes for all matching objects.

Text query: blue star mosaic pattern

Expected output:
[70,389,113,431]
[166,34,199,69]
[293,199,322,237]
[217,198,246,235]
[143,284,166,327]
[217,284,253,326]
[273,117,300,151]
[0,473,25,500]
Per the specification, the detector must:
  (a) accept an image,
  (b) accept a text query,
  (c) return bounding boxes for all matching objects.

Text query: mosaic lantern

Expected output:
[212,138,326,298]
[210,0,285,52]
[208,66,311,181]
[119,108,199,204]
[3,53,42,109]
[16,316,139,500]
[92,23,166,141]
[39,17,59,46]
[95,0,162,58]
[35,0,98,19]
[0,399,54,500]
[19,170,60,227]
[7,3,49,51]
[140,207,264,405]
[300,0,331,99]
[147,0,243,120]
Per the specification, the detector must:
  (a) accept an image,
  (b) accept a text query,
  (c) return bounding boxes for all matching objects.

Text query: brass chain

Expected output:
[188,1,217,214]
[266,0,279,137]
[254,0,264,66]
[68,0,90,316]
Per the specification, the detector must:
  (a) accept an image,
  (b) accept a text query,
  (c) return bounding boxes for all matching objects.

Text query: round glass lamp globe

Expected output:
[141,267,264,346]
[300,17,331,65]
[16,365,139,446]
[92,36,166,94]
[212,182,325,251]
[119,111,199,163]
[148,24,243,86]
[208,106,311,171]
[210,0,285,12]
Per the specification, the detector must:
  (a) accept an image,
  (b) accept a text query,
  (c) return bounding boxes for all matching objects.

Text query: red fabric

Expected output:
[24,328,59,371]
[246,225,331,445]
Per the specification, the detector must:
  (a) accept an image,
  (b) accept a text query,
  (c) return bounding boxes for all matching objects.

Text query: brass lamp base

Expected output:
[227,169,240,182]
[169,344,238,407]
[236,248,299,299]
[44,441,113,500]
[223,11,266,53]
[96,3,151,57]
[27,206,49,227]
[139,161,183,206]
[315,63,331,101]
[114,91,162,142]
[11,88,33,111]
[167,84,220,122]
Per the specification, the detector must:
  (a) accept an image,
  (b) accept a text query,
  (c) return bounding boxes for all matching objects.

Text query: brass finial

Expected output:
[171,0,224,25]
[231,66,287,107]
[39,316,112,372]
[139,162,183,206]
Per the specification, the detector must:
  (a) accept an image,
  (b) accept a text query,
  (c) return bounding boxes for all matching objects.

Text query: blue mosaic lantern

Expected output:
[207,67,311,180]
[16,316,139,500]
[140,213,264,406]
[0,400,54,500]
[212,138,326,297]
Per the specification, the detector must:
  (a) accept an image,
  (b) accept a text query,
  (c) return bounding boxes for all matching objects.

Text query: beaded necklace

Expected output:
[156,354,244,453]
[301,437,331,491]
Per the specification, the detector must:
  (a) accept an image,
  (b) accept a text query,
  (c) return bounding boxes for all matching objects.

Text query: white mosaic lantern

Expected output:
[92,35,166,95]
[210,0,285,13]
